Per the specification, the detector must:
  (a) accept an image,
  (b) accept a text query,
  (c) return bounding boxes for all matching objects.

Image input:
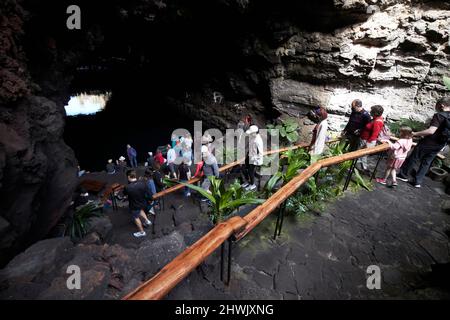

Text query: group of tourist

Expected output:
[115,96,450,238]
[338,97,450,189]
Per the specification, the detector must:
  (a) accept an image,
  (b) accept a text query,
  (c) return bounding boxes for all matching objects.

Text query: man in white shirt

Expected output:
[166,144,177,179]
[242,125,264,191]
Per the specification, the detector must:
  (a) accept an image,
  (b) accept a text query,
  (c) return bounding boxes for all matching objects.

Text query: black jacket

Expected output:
[153,170,165,192]
[123,180,149,210]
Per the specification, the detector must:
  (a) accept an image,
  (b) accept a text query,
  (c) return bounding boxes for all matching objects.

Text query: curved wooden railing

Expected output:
[151,143,311,200]
[124,142,390,300]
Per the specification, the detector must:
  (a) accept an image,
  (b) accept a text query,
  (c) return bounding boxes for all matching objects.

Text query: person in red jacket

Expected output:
[359,105,385,171]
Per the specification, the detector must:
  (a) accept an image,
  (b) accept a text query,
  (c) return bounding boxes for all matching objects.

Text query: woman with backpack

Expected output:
[358,105,385,172]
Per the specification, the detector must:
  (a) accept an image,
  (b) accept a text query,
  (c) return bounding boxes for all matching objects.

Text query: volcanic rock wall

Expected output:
[0,0,78,265]
[270,1,450,131]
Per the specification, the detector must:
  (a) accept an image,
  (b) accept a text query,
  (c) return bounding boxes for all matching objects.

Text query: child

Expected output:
[376,127,413,187]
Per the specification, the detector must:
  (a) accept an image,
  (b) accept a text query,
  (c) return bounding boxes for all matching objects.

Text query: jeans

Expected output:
[358,140,376,170]
[180,180,190,196]
[399,142,443,185]
[129,156,138,168]
[243,163,258,185]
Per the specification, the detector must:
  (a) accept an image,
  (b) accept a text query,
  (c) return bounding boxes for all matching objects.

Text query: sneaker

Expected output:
[186,192,191,197]
[246,184,257,191]
[414,184,421,188]
[144,220,152,227]
[149,208,156,216]
[201,198,209,202]
[133,231,146,238]
[391,181,398,187]
[241,183,249,188]
[376,178,387,185]
[397,175,409,182]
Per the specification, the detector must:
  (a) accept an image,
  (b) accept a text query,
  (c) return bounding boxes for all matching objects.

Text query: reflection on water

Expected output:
[65,92,112,116]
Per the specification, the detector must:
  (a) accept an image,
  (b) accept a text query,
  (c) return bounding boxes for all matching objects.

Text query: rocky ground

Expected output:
[168,173,450,300]
[1,158,450,300]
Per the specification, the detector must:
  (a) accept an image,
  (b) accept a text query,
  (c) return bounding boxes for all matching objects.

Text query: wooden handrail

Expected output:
[124,142,389,300]
[122,216,247,300]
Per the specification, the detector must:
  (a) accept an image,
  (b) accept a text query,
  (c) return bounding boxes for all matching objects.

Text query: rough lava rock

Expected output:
[270,3,450,129]
[0,231,187,299]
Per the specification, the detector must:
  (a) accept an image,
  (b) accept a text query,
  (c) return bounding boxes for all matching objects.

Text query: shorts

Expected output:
[130,209,143,219]
[387,157,405,170]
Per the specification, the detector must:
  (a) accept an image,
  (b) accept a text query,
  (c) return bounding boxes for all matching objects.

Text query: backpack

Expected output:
[437,112,450,144]
[375,118,391,141]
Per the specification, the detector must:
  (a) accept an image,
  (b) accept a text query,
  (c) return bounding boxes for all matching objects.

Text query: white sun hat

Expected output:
[246,125,259,135]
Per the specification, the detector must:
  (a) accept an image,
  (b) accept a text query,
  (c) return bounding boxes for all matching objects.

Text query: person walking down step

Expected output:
[398,97,450,188]
[143,169,157,216]
[342,99,371,151]
[376,127,413,187]
[242,125,264,191]
[146,152,156,169]
[127,144,138,168]
[106,159,116,174]
[166,144,178,179]
[116,156,127,173]
[359,105,385,172]
[123,170,152,238]
[178,158,192,197]
[200,145,220,199]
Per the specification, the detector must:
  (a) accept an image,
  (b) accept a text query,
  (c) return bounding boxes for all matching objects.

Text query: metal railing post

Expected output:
[278,201,286,237]
[273,201,287,240]
[220,243,224,282]
[370,152,384,181]
[226,238,233,286]
[273,204,282,240]
[343,159,358,191]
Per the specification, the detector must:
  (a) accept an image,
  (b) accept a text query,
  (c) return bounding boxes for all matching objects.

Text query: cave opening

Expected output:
[57,0,368,171]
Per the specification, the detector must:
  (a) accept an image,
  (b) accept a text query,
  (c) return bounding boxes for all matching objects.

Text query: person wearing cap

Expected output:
[116,156,127,173]
[308,107,329,156]
[146,152,155,169]
[177,157,192,197]
[200,145,220,194]
[106,159,116,174]
[127,144,138,168]
[242,125,264,191]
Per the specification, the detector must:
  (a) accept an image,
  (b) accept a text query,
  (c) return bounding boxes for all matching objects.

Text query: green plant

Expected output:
[264,147,310,196]
[324,141,371,191]
[267,118,300,146]
[68,203,102,240]
[179,176,265,224]
[282,141,372,217]
[388,118,427,136]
